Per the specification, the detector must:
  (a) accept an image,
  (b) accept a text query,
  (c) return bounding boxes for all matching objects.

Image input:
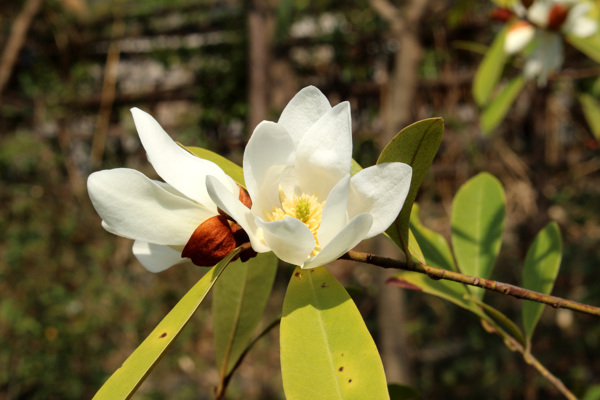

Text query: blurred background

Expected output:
[1,0,599,399]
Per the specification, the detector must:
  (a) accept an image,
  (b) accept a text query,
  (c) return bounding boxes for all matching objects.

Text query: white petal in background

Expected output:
[505,21,536,54]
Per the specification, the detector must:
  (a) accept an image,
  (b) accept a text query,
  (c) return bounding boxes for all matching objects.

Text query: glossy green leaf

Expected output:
[480,75,526,136]
[213,252,278,376]
[185,145,246,188]
[578,93,600,140]
[281,267,389,400]
[451,173,505,300]
[473,25,509,107]
[567,33,600,64]
[388,383,420,400]
[388,272,472,311]
[410,203,456,271]
[407,228,426,265]
[522,222,562,343]
[468,298,525,347]
[93,249,240,400]
[377,118,444,258]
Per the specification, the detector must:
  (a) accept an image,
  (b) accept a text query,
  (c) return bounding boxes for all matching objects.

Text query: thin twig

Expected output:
[0,0,44,99]
[340,251,600,317]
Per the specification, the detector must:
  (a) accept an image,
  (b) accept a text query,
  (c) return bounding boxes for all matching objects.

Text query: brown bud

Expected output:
[490,8,514,22]
[182,215,237,266]
[548,4,569,31]
[238,185,252,209]
[521,0,534,9]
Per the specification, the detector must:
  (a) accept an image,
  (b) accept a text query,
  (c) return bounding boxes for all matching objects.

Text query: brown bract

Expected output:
[548,4,569,31]
[182,185,256,266]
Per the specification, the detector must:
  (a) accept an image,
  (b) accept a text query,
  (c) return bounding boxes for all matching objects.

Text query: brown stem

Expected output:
[340,251,600,317]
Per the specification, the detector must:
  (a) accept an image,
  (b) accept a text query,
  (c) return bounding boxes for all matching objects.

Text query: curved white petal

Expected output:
[295,101,353,200]
[88,168,214,245]
[244,121,295,213]
[277,86,332,146]
[255,217,315,265]
[347,163,413,239]
[527,2,551,28]
[132,241,190,273]
[568,17,597,37]
[205,175,270,252]
[524,32,563,85]
[131,108,237,210]
[303,213,373,270]
[317,175,350,247]
[505,22,536,54]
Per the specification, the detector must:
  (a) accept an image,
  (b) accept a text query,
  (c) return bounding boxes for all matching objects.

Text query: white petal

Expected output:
[347,163,413,239]
[132,241,190,273]
[255,217,315,265]
[302,213,373,269]
[568,17,597,37]
[243,121,295,213]
[88,168,213,245]
[295,102,353,200]
[527,2,551,27]
[524,32,563,85]
[505,22,536,54]
[131,108,237,210]
[317,175,350,247]
[205,175,270,252]
[277,86,332,146]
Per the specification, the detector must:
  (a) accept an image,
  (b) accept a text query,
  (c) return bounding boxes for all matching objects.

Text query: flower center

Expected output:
[266,191,325,255]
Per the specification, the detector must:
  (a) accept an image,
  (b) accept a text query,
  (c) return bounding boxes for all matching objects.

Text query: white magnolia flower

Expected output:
[504,0,598,84]
[87,109,248,273]
[88,86,412,271]
[205,86,412,269]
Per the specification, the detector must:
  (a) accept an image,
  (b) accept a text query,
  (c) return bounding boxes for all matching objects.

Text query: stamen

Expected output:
[265,192,326,256]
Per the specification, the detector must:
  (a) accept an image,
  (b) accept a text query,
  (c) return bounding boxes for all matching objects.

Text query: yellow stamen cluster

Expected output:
[266,192,325,255]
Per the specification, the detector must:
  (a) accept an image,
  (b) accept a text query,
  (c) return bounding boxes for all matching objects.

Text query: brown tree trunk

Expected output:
[370,0,430,386]
[247,0,276,134]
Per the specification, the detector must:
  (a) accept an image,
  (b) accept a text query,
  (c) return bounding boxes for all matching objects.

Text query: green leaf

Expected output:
[583,384,600,400]
[407,228,426,265]
[567,33,600,64]
[213,252,278,376]
[281,267,389,400]
[410,203,456,271]
[388,383,420,400]
[92,249,240,400]
[468,298,526,347]
[388,272,472,311]
[522,222,562,344]
[377,118,444,258]
[185,145,246,188]
[451,173,505,300]
[578,93,600,140]
[473,25,509,107]
[480,75,526,136]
